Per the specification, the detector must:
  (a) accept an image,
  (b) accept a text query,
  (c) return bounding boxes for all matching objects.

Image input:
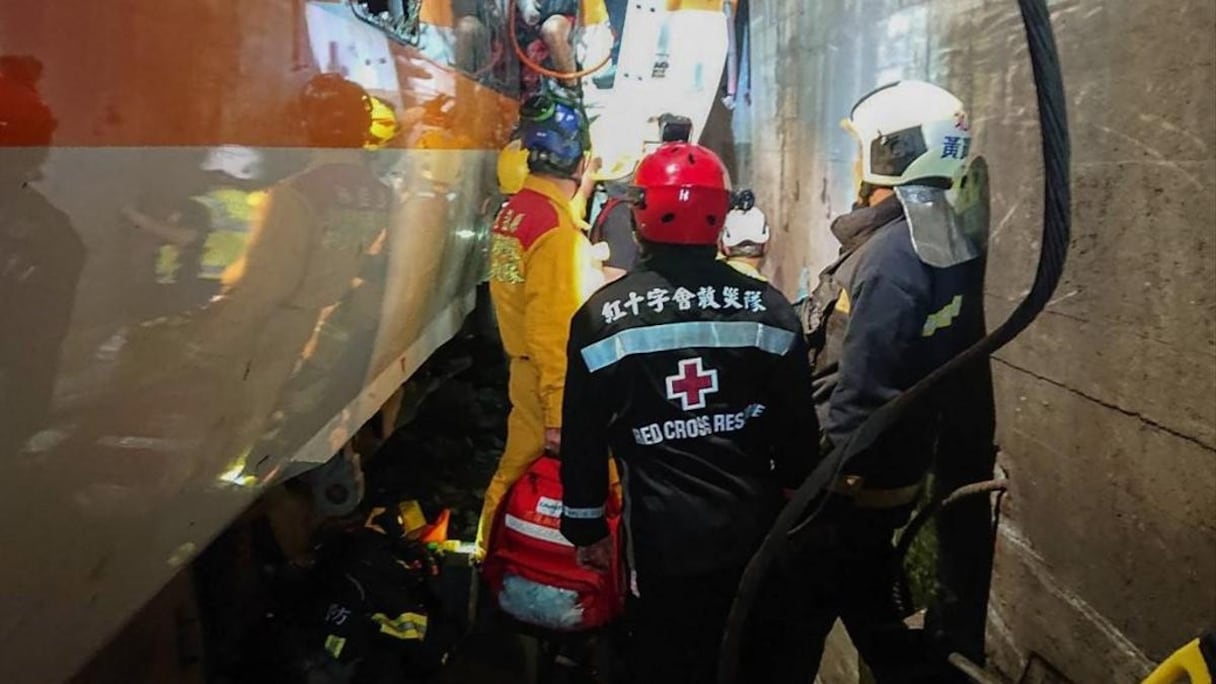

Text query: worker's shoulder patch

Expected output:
[497,190,562,252]
[835,287,852,314]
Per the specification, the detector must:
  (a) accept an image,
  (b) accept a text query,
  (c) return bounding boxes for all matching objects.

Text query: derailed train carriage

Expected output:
[0,1,736,682]
[0,3,512,682]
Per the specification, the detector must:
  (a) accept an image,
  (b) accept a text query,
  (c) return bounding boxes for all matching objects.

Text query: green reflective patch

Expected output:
[324,634,347,659]
[922,295,963,337]
[155,245,181,284]
[371,611,428,641]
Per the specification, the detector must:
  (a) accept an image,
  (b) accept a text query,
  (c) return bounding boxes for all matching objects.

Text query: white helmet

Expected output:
[200,145,264,181]
[844,80,971,188]
[720,206,770,256]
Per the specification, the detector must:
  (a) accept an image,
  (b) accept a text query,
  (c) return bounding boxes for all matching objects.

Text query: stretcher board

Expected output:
[305,1,401,99]
[584,0,730,180]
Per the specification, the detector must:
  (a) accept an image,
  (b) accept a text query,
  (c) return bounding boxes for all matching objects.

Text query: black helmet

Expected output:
[300,73,373,147]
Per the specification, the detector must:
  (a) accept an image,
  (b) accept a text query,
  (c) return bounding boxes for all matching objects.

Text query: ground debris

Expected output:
[365,329,509,542]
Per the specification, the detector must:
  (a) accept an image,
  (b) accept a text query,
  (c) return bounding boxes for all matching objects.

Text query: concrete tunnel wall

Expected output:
[731,0,1216,681]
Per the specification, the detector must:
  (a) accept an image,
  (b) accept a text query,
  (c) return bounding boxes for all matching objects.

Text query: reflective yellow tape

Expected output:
[835,287,852,315]
[398,500,429,535]
[371,612,429,641]
[922,295,963,337]
[324,634,346,659]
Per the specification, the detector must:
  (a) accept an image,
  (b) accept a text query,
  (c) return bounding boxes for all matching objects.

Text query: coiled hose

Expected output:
[716,0,1071,680]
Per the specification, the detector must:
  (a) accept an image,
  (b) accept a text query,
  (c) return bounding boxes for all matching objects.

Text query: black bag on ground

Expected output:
[304,527,454,682]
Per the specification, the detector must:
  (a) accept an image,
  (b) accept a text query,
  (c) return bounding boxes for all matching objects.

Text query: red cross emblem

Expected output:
[665,357,719,411]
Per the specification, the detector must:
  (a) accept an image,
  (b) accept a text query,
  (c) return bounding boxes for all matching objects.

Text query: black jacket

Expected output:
[806,195,986,489]
[560,246,817,577]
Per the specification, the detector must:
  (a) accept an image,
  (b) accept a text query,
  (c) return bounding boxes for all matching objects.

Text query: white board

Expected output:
[584,1,729,180]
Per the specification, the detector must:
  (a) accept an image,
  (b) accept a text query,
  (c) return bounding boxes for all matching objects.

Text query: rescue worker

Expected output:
[585,113,693,281]
[516,0,581,95]
[591,0,627,89]
[122,145,274,319]
[515,0,608,98]
[476,95,598,556]
[195,72,392,484]
[586,179,636,281]
[719,188,770,281]
[449,0,490,75]
[498,137,599,226]
[558,142,817,683]
[0,55,84,460]
[791,80,989,682]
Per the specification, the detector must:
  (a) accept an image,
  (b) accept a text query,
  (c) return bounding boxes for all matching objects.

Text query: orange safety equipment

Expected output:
[477,174,596,553]
[482,453,625,632]
[630,142,732,246]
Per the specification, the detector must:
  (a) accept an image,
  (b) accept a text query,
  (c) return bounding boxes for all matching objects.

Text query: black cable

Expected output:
[717,0,1070,680]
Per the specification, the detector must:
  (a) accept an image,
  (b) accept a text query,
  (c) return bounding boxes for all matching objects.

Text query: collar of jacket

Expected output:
[638,242,720,269]
[523,174,578,224]
[716,253,767,281]
[829,194,905,253]
[724,258,767,281]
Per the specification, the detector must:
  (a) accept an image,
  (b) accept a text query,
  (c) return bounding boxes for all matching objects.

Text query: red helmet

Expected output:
[631,142,732,245]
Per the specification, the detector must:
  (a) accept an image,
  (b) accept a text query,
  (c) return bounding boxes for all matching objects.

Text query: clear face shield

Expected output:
[895,156,990,268]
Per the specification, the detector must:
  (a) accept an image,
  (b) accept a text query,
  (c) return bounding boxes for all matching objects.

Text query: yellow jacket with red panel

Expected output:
[489,175,596,427]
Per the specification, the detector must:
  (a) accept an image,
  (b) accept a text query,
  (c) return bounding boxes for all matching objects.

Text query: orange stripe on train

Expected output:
[0,0,517,149]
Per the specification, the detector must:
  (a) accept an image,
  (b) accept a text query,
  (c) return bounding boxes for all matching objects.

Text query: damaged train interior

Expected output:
[0,1,1212,683]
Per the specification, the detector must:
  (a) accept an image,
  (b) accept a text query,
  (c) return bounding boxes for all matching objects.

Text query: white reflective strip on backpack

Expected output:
[504,514,575,547]
[562,505,605,519]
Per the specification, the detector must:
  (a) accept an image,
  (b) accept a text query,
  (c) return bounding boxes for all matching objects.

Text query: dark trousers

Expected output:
[627,568,739,684]
[774,504,938,684]
[626,565,787,684]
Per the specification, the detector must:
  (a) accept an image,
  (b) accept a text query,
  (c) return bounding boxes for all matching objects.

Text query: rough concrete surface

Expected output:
[741,0,1216,681]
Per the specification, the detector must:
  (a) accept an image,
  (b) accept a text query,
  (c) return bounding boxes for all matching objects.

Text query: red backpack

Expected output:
[482,454,625,632]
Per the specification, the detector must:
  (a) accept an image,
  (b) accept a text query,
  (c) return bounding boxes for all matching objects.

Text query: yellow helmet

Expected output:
[497,139,530,195]
[365,96,400,150]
